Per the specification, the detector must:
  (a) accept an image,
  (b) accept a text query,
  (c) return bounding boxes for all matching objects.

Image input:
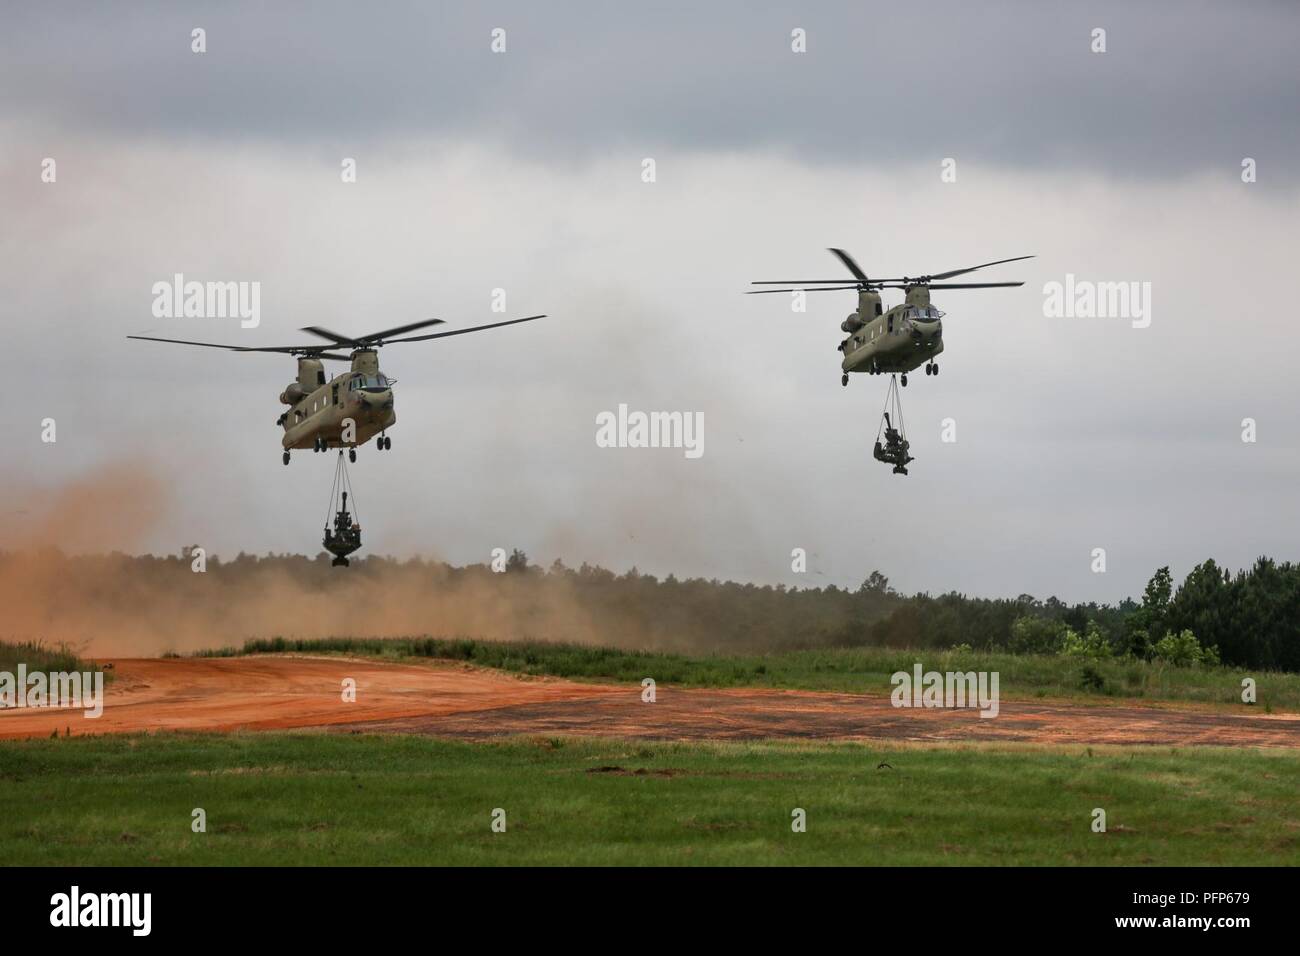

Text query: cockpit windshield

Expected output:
[907,306,945,321]
[351,374,390,390]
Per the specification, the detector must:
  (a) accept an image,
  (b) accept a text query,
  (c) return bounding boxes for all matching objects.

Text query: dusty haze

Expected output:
[1,463,619,656]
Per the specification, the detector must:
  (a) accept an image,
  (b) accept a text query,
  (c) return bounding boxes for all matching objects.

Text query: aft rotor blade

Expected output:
[129,333,352,357]
[232,343,349,353]
[751,279,866,285]
[384,314,546,343]
[127,334,249,351]
[232,345,359,359]
[745,286,860,295]
[828,248,871,283]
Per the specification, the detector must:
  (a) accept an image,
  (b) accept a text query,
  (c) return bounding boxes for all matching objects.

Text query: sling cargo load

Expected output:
[873,374,913,475]
[323,451,363,566]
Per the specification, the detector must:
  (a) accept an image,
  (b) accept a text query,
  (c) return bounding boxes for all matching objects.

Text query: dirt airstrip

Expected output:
[1,656,1297,748]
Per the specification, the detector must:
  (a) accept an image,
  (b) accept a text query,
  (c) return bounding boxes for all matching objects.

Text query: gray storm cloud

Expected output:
[0,1,1296,175]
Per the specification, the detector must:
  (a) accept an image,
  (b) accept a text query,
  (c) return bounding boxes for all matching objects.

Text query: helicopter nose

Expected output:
[362,388,394,411]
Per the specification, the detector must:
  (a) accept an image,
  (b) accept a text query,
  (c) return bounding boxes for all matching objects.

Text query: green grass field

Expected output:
[202,636,1298,712]
[3,732,1298,865]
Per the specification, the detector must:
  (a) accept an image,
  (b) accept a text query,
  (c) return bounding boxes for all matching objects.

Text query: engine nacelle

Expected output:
[841,313,864,333]
[280,382,308,405]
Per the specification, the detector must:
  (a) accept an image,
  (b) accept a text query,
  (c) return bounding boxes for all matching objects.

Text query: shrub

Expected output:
[1060,621,1113,660]
[1151,629,1219,667]
[1009,616,1065,655]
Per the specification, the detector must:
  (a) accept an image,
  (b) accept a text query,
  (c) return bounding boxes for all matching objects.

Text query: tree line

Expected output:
[3,548,1297,670]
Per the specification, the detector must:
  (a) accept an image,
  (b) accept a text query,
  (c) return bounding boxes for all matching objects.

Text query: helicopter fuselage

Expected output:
[279,349,395,450]
[839,288,944,376]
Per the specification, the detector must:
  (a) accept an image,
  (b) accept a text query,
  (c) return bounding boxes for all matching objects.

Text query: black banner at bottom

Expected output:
[0,866,1285,942]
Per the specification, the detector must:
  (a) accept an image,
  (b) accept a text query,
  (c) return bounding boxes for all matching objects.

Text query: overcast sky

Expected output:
[3,1,1298,603]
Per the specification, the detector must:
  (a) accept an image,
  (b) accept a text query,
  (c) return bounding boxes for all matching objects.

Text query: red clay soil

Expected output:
[1,655,1297,748]
[0,656,617,739]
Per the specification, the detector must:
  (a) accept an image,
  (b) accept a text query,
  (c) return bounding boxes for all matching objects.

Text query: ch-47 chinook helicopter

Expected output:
[749,249,1032,386]
[128,314,545,464]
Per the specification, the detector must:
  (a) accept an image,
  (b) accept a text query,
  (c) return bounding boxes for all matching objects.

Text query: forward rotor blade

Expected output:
[751,279,866,285]
[385,314,547,343]
[867,256,1036,285]
[745,286,860,295]
[927,255,1035,281]
[828,248,871,283]
[300,326,362,347]
[880,281,1025,289]
[355,317,447,343]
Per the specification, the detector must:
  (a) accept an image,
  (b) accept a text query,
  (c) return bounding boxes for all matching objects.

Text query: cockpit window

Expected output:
[907,306,945,321]
[360,374,389,389]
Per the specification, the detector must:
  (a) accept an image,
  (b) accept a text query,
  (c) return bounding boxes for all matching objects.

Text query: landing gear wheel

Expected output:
[841,374,849,387]
[349,448,357,463]
[384,436,392,450]
[933,363,938,376]
[901,374,908,387]
[282,451,290,466]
